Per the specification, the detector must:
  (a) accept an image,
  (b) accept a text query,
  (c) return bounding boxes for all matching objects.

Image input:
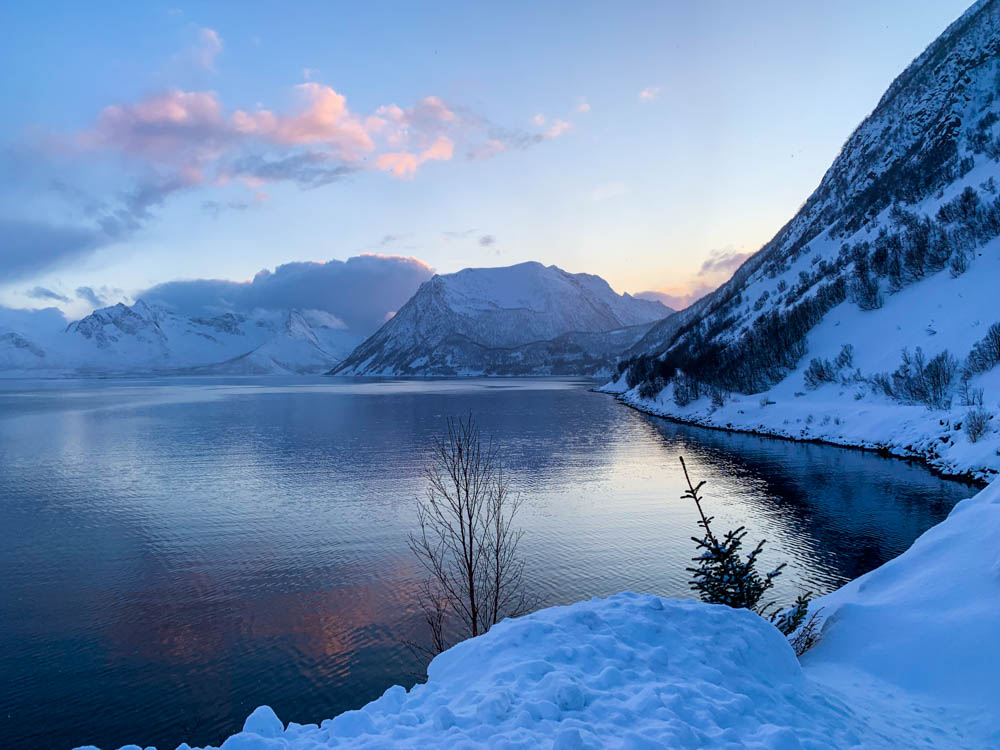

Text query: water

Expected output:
[0,377,977,750]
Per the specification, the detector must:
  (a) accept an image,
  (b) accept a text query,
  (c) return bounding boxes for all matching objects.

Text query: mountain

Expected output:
[611,0,1000,480]
[332,262,672,376]
[0,302,362,375]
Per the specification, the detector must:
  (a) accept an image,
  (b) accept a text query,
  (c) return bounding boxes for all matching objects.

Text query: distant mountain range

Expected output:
[331,262,672,376]
[0,301,362,375]
[0,262,671,377]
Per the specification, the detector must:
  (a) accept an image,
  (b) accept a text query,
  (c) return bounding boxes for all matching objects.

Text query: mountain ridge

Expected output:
[333,261,672,376]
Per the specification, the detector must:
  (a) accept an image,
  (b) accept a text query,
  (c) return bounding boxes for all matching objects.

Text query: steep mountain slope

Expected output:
[333,262,671,376]
[613,0,1000,479]
[0,302,361,375]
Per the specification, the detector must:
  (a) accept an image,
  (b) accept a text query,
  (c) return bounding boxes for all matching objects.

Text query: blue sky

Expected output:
[0,0,975,318]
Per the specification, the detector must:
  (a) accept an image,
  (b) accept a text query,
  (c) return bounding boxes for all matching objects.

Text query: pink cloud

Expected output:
[376,135,454,179]
[87,89,227,162]
[545,119,571,138]
[232,83,373,158]
[638,86,661,102]
[57,80,577,237]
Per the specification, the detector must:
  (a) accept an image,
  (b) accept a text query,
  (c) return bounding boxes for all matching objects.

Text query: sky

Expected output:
[0,0,976,323]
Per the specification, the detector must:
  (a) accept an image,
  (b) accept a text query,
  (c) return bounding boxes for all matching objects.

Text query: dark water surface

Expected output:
[0,377,977,749]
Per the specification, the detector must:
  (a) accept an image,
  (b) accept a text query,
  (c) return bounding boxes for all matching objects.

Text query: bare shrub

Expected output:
[881,347,958,409]
[958,376,985,407]
[408,414,536,660]
[790,608,825,657]
[964,407,992,443]
[638,375,666,400]
[967,322,1000,374]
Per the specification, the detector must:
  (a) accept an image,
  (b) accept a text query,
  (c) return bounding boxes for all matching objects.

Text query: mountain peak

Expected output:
[333,262,671,376]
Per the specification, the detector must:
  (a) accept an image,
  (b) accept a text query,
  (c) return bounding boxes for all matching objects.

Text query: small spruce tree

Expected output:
[680,456,811,637]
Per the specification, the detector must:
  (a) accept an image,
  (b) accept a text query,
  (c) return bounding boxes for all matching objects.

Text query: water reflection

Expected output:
[0,377,976,750]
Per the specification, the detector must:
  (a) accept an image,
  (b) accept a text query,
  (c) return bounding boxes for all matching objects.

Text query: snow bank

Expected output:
[807,478,1000,709]
[604,358,1000,483]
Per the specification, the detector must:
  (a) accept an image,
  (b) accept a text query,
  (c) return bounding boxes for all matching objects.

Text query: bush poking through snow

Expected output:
[789,607,825,657]
[637,376,666,400]
[804,345,855,389]
[966,322,1000,374]
[874,347,958,409]
[679,457,811,638]
[408,414,537,662]
[964,407,991,443]
[957,376,984,407]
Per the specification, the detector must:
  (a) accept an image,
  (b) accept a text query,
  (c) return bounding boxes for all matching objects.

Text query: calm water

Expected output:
[0,377,977,750]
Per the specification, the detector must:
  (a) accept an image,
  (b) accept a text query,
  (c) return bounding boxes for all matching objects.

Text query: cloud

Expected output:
[192,28,223,71]
[17,83,578,283]
[232,83,374,156]
[635,285,713,311]
[0,305,68,335]
[376,135,453,179]
[698,248,752,276]
[75,286,105,308]
[68,85,509,192]
[635,247,754,312]
[0,219,104,284]
[27,286,70,303]
[86,89,228,164]
[638,86,661,102]
[532,114,546,126]
[576,98,591,113]
[201,198,250,217]
[478,234,495,247]
[140,253,434,334]
[544,119,571,138]
[229,151,357,189]
[72,285,125,310]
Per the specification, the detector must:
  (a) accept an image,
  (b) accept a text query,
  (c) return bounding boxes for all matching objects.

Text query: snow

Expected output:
[0,302,363,376]
[603,229,1000,482]
[333,262,671,376]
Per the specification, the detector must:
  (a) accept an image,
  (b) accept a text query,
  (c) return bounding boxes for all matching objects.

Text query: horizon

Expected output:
[0,0,975,324]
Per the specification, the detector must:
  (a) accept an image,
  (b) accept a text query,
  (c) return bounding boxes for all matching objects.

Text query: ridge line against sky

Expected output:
[0,0,975,320]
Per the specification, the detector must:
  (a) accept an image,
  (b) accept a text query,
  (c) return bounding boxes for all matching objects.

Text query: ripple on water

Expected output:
[0,376,977,750]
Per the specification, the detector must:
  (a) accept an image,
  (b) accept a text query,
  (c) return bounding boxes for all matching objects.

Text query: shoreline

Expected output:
[595,385,992,488]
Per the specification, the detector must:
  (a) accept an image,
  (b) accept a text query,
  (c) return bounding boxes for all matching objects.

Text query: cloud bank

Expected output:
[141,253,434,335]
[3,79,580,286]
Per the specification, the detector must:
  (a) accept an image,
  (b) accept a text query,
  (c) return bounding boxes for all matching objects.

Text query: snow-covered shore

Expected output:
[77,473,1000,749]
[601,367,1000,485]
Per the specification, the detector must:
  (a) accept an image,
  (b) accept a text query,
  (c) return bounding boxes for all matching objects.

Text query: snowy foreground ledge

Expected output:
[80,482,1000,750]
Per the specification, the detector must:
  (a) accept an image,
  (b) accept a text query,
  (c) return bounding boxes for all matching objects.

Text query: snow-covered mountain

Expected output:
[0,301,362,375]
[612,0,1000,480]
[332,262,672,376]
